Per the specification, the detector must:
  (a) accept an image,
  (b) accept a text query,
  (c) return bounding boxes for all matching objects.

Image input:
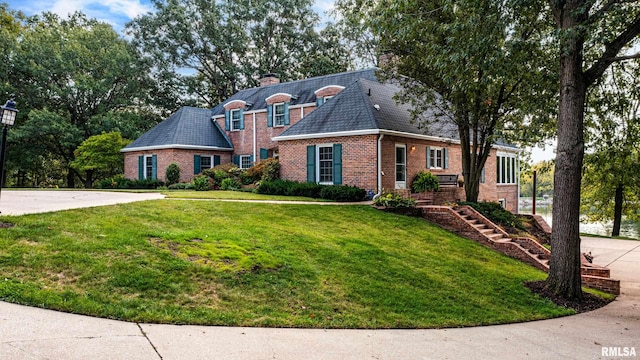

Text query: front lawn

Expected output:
[161,190,330,202]
[0,200,573,328]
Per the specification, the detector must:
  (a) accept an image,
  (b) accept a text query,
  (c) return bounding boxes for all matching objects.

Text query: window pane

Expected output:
[231,110,241,130]
[506,156,511,184]
[146,157,153,179]
[240,156,252,169]
[319,146,333,183]
[201,156,212,169]
[274,103,285,126]
[395,146,406,181]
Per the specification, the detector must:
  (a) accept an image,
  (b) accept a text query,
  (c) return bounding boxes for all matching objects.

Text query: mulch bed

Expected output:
[525,280,614,313]
[0,222,15,229]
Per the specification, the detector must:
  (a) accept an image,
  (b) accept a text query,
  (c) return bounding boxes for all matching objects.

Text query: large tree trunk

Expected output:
[546,0,586,300]
[612,183,623,237]
[84,170,94,189]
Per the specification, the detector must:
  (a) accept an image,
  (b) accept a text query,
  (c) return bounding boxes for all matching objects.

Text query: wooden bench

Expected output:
[436,174,459,187]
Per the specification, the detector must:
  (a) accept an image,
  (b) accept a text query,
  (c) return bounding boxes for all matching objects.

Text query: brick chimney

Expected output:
[259,73,280,87]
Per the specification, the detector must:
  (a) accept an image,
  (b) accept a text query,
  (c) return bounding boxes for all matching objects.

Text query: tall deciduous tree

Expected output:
[10,12,158,187]
[546,0,640,299]
[581,64,640,237]
[71,132,131,188]
[127,0,351,107]
[336,0,556,202]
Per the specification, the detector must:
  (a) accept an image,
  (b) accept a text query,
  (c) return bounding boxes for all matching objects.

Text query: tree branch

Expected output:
[587,0,636,26]
[584,15,640,86]
[607,53,640,62]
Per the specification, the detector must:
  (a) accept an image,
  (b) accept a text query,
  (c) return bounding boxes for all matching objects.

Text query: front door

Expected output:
[395,144,406,189]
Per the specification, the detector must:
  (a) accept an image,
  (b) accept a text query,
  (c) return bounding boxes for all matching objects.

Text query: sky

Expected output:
[4,0,557,163]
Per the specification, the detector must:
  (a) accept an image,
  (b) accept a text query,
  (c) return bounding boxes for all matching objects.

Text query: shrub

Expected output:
[203,168,230,189]
[193,174,211,191]
[373,191,417,208]
[319,185,368,202]
[220,177,241,191]
[261,158,280,181]
[97,175,164,189]
[411,170,440,193]
[165,163,181,186]
[168,182,194,190]
[459,201,524,230]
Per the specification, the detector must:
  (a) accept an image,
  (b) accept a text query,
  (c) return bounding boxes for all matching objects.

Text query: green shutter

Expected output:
[316,98,324,107]
[306,145,316,183]
[214,155,220,167]
[233,155,239,165]
[249,155,254,166]
[194,155,201,174]
[426,146,431,168]
[225,110,230,131]
[260,148,268,160]
[284,102,290,125]
[138,155,144,180]
[151,155,157,180]
[333,144,342,185]
[239,108,245,130]
[267,104,273,127]
[444,148,449,169]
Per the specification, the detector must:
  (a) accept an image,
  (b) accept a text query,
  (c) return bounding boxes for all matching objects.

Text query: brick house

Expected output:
[122,69,520,212]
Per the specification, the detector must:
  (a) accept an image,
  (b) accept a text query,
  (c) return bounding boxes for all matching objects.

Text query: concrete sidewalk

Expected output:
[0,192,638,359]
[0,190,165,215]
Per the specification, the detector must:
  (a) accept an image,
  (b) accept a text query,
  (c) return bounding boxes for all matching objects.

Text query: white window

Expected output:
[200,156,212,170]
[274,103,286,127]
[144,155,154,179]
[429,147,444,169]
[395,144,407,189]
[230,109,241,131]
[318,145,333,184]
[239,155,252,169]
[497,154,517,184]
[323,95,333,102]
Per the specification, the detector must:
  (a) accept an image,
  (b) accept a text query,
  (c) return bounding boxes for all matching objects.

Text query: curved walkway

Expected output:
[0,191,638,359]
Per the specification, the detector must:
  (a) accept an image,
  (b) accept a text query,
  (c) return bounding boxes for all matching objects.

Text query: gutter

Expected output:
[372,133,384,200]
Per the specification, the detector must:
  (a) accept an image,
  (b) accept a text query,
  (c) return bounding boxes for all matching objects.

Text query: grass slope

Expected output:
[0,200,572,328]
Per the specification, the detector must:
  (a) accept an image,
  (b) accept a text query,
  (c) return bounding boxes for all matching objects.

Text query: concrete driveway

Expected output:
[0,193,638,359]
[0,190,165,215]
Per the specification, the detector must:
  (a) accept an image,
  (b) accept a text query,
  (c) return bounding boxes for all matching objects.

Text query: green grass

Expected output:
[0,200,573,328]
[161,190,331,202]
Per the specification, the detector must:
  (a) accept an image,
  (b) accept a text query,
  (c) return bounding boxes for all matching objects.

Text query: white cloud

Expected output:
[49,0,152,19]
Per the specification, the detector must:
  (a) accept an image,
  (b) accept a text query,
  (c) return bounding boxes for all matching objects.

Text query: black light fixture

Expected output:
[0,95,18,210]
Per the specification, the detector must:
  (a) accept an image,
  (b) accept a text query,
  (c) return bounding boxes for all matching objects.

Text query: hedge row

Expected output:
[256,180,367,202]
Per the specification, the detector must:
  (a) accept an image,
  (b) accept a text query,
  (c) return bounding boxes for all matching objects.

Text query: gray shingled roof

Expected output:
[277,78,460,140]
[122,106,232,151]
[211,69,378,115]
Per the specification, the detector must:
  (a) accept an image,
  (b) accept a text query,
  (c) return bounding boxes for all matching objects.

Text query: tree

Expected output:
[520,160,555,198]
[9,12,158,187]
[581,64,640,237]
[336,0,556,203]
[546,0,640,299]
[70,132,131,188]
[127,0,351,107]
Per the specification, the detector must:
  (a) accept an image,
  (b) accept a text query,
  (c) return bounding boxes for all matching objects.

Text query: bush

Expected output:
[411,170,440,193]
[168,182,194,190]
[193,174,211,191]
[459,201,524,230]
[220,177,241,191]
[203,168,230,189]
[165,163,181,186]
[96,175,164,189]
[261,158,280,181]
[373,191,417,208]
[319,185,368,202]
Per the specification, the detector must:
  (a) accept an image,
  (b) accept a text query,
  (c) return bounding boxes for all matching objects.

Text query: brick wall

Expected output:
[279,135,379,191]
[124,149,232,182]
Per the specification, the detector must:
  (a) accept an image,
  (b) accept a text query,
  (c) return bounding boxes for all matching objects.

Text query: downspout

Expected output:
[372,133,384,200]
[516,152,520,214]
[253,112,257,162]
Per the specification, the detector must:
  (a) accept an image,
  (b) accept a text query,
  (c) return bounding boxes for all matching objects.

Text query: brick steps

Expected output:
[420,205,620,295]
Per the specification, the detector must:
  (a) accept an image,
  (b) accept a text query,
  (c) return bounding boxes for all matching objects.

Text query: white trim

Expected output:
[395,144,407,189]
[230,108,242,131]
[239,154,252,169]
[273,102,286,127]
[121,144,233,153]
[224,99,247,108]
[314,85,345,95]
[273,129,380,141]
[213,103,315,119]
[428,146,444,169]
[316,143,334,185]
[265,92,292,102]
[253,112,257,162]
[143,154,154,180]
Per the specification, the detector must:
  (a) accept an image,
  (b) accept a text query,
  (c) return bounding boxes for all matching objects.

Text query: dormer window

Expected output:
[230,109,242,131]
[274,103,286,127]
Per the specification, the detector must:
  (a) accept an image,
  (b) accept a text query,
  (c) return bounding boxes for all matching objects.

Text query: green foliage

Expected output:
[460,201,524,230]
[411,171,440,193]
[520,160,554,198]
[319,185,368,202]
[127,0,351,107]
[256,180,367,202]
[70,132,131,186]
[373,191,417,208]
[97,175,164,189]
[193,175,211,191]
[220,178,241,191]
[167,182,195,190]
[261,158,280,181]
[165,163,181,186]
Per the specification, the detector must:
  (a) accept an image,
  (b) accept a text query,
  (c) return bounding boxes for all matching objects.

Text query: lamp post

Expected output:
[0,95,19,211]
